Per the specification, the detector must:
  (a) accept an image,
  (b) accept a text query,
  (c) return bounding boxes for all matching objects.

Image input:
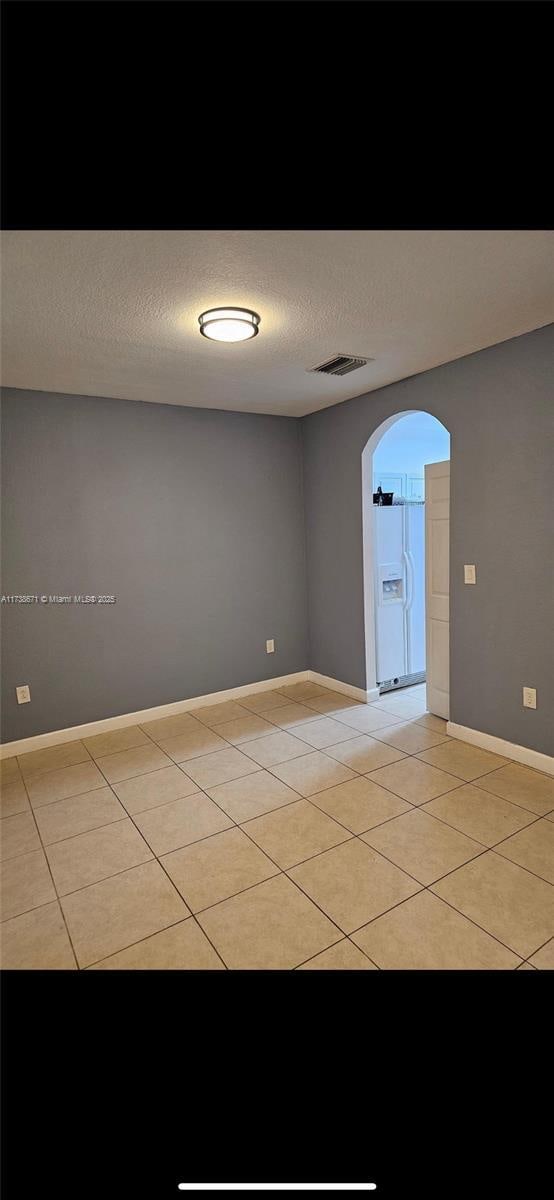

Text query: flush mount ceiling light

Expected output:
[198,307,260,343]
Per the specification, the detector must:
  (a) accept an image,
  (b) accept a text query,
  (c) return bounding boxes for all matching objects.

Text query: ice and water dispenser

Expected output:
[378,563,404,605]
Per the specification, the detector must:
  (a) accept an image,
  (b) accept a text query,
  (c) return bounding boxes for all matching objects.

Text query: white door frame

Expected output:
[425,459,450,718]
[361,410,450,699]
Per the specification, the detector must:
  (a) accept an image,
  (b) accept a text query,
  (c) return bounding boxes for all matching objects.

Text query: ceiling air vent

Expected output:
[309,354,372,377]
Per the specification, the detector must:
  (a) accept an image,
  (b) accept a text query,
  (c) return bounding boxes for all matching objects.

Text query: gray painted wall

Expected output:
[1,389,308,741]
[301,324,554,756]
[2,325,553,756]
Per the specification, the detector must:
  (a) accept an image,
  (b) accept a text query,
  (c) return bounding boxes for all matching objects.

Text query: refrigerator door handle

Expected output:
[404,550,415,613]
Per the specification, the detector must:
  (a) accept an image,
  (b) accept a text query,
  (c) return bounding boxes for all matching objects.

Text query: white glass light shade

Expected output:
[198,308,260,342]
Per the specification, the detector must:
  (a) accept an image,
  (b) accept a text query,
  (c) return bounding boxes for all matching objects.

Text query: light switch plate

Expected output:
[266,639,275,654]
[464,565,476,584]
[523,687,537,710]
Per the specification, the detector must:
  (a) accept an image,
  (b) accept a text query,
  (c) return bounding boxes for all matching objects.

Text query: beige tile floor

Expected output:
[1,682,553,970]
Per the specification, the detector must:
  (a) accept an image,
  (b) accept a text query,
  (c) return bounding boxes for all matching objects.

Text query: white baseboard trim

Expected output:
[0,671,310,760]
[0,668,378,761]
[307,671,373,703]
[447,722,554,777]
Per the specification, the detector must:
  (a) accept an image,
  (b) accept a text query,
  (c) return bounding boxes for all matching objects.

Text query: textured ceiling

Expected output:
[2,230,553,417]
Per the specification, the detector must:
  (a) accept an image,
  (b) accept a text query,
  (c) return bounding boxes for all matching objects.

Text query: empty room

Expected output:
[1,229,553,971]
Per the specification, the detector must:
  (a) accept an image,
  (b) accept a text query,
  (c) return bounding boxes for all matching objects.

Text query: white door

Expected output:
[425,461,450,718]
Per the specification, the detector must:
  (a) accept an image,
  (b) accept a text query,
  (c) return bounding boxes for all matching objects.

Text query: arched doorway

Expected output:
[362,411,450,711]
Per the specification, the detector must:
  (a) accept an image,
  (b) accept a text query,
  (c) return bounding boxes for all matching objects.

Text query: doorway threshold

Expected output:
[378,672,426,695]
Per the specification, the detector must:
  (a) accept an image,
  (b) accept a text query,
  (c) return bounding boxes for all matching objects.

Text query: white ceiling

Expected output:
[2,230,553,417]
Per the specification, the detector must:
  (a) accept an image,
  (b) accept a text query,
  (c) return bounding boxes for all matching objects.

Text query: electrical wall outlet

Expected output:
[266,639,275,654]
[464,565,476,584]
[523,687,537,710]
[16,684,31,704]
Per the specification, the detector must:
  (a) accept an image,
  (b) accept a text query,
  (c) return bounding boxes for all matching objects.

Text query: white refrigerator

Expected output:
[373,502,425,689]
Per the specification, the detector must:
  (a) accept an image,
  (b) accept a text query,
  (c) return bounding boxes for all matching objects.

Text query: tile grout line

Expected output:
[1,813,131,858]
[186,780,349,964]
[403,887,529,964]
[343,833,551,955]
[360,766,551,823]
[334,873,528,963]
[20,780,108,812]
[292,938,381,971]
[172,864,283,921]
[16,772,80,969]
[81,912,220,970]
[15,745,95,780]
[81,753,232,971]
[380,800,552,871]
[414,800,549,851]
[487,844,554,888]
[519,933,553,966]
